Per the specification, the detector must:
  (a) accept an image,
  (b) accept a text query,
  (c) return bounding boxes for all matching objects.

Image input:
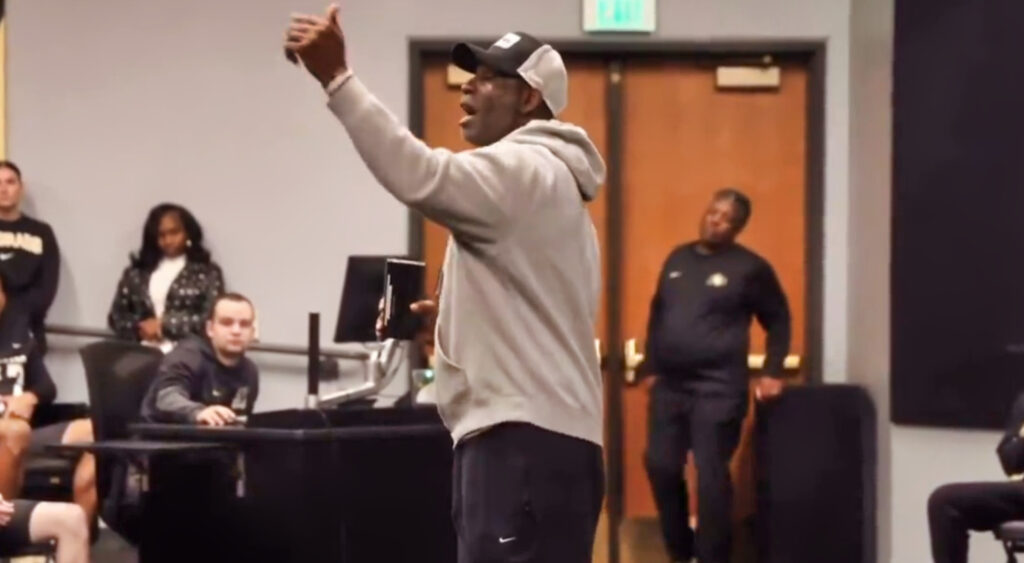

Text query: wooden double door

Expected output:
[415,51,810,562]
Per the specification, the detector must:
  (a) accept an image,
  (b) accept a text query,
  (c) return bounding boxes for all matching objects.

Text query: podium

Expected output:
[755,385,876,563]
[129,405,455,563]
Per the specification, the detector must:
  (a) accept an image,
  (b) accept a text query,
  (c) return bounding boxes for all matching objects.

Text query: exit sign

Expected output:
[583,0,656,33]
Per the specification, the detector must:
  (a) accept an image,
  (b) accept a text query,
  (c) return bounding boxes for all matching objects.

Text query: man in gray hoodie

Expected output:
[287,7,606,563]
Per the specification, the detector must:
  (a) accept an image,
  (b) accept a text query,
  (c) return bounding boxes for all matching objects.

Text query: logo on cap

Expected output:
[493,32,522,50]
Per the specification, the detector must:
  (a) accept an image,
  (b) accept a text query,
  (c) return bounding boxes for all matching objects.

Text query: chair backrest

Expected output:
[79,340,163,441]
[79,339,163,546]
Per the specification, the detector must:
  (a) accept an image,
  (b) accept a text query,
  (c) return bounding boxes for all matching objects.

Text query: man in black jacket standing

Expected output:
[642,188,791,563]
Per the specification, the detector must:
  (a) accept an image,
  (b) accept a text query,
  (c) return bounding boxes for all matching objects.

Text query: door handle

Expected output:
[594,339,605,369]
[623,338,645,385]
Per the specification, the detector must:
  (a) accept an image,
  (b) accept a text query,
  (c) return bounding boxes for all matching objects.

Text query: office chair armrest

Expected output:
[31,402,90,428]
[0,539,56,558]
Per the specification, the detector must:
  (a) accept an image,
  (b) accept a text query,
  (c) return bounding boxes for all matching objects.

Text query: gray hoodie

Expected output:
[328,76,605,446]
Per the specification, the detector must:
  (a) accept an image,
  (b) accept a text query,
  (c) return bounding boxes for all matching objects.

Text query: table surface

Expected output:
[45,439,233,456]
[129,409,450,442]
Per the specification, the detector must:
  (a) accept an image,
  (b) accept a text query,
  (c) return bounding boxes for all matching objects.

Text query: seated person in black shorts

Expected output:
[0,277,96,526]
[141,292,258,426]
[929,391,1024,563]
[0,496,89,562]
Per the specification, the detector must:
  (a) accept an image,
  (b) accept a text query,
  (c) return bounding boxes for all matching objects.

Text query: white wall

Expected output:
[890,427,1004,562]
[8,0,411,409]
[847,0,892,559]
[848,0,1007,561]
[7,0,853,409]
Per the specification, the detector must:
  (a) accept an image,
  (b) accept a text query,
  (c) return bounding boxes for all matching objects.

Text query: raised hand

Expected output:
[284,4,348,88]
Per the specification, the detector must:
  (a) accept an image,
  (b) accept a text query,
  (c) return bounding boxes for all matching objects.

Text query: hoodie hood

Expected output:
[504,120,606,201]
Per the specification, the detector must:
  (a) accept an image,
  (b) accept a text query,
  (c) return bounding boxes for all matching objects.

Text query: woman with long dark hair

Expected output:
[107,203,224,350]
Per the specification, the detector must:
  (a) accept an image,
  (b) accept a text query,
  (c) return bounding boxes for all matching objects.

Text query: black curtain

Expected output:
[892,0,1024,428]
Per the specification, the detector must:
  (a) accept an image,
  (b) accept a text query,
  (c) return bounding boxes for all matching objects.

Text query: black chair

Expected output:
[21,402,91,502]
[1,404,88,563]
[79,340,164,546]
[0,539,55,562]
[996,521,1024,562]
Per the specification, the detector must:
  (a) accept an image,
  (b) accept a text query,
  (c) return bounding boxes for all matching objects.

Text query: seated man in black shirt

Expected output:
[141,292,258,425]
[642,188,791,563]
[0,276,96,534]
[928,392,1024,563]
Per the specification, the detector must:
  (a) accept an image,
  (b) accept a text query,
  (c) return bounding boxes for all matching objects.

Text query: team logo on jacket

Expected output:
[706,273,728,288]
[0,232,43,255]
[0,354,27,397]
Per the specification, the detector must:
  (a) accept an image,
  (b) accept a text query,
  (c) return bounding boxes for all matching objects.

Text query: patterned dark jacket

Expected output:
[107,261,224,343]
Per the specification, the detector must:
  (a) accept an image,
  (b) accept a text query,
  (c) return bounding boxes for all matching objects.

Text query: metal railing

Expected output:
[46,318,402,408]
[45,323,371,361]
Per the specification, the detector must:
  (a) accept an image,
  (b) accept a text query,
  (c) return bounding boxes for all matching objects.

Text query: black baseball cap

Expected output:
[451,32,568,116]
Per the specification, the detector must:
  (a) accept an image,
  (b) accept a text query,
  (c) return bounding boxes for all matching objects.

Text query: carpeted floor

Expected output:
[37,514,755,563]
[593,513,757,563]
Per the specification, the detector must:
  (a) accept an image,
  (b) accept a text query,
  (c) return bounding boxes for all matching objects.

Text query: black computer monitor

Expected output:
[334,255,406,343]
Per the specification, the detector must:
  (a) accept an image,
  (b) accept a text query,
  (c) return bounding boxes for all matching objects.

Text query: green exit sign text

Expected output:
[583,0,656,33]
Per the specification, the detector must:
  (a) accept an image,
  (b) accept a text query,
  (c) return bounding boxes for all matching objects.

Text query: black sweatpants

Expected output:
[452,422,604,563]
[644,381,747,563]
[928,481,1024,563]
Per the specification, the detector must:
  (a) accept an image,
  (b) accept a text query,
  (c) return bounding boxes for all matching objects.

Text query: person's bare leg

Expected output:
[0,418,31,499]
[61,419,96,523]
[28,501,89,563]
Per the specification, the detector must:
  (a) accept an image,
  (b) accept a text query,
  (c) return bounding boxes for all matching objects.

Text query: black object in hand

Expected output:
[381,259,426,341]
